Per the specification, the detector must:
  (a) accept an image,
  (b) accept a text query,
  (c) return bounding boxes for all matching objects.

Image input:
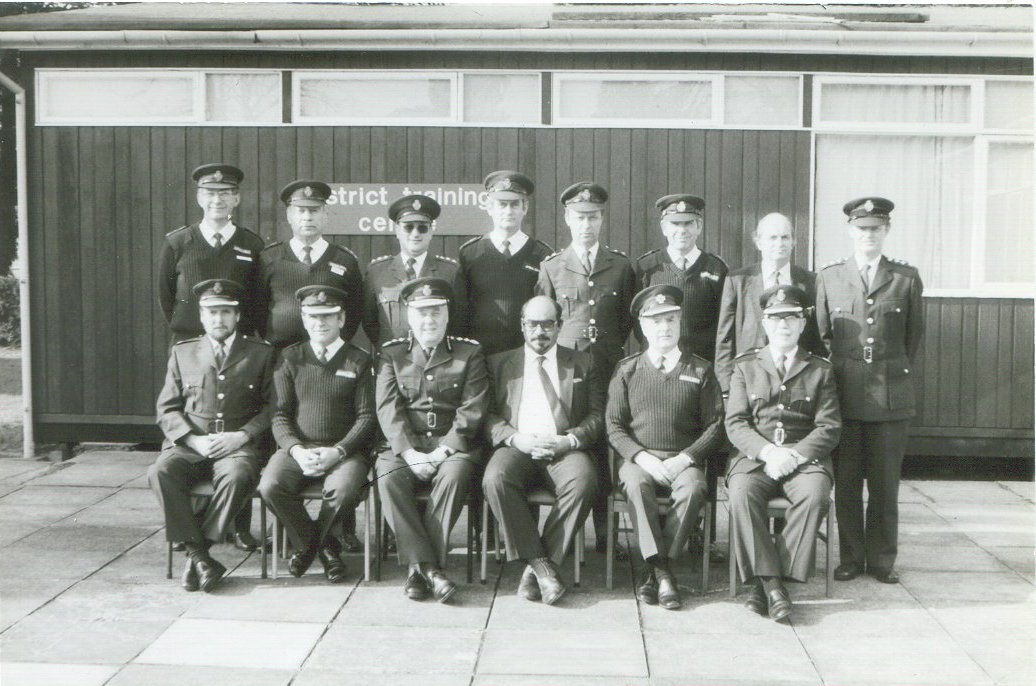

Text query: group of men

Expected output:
[148,163,924,623]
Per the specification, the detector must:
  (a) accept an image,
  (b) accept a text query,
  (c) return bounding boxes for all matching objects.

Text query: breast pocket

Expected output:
[789,391,815,416]
[557,287,582,317]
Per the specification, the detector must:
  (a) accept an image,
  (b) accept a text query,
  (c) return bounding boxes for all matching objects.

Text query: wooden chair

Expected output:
[479,488,586,585]
[728,494,835,598]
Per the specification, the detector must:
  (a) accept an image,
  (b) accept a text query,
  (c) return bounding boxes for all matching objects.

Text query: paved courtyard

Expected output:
[0,448,1032,685]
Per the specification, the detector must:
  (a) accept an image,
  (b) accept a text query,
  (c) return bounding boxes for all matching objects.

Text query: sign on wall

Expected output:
[324,183,490,235]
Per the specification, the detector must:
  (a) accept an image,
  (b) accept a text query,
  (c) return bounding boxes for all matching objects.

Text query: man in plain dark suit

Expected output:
[482,295,604,605]
[715,212,823,398]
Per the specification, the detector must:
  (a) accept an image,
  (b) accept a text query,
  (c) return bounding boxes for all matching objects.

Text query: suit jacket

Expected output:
[725,347,841,480]
[815,255,924,421]
[715,263,823,394]
[483,345,605,451]
[376,335,489,458]
[156,334,277,458]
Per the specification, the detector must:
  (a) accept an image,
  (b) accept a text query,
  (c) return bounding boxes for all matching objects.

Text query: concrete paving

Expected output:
[0,449,1032,686]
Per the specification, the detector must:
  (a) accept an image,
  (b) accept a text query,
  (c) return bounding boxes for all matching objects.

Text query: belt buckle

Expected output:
[586,324,598,344]
[213,419,225,434]
[863,346,873,364]
[774,427,785,446]
[426,411,437,429]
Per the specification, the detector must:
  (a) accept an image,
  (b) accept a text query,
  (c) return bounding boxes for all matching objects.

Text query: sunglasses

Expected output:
[400,223,431,234]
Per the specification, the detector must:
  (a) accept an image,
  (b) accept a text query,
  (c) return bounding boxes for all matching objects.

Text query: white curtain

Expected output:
[985,141,1034,284]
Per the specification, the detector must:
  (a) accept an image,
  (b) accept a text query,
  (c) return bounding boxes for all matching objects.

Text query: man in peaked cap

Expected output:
[258,285,378,583]
[459,171,553,356]
[535,181,636,553]
[363,194,467,348]
[607,285,726,610]
[725,284,840,622]
[815,197,924,585]
[149,279,277,593]
[375,277,489,603]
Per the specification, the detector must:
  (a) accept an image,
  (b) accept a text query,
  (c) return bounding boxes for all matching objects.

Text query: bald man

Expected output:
[715,213,823,398]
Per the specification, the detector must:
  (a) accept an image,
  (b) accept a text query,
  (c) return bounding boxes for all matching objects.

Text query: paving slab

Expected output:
[296,671,472,686]
[925,599,1036,642]
[644,628,819,682]
[24,577,200,624]
[803,634,993,684]
[639,595,796,636]
[305,625,482,674]
[475,677,650,686]
[962,637,1036,685]
[0,545,125,582]
[986,545,1035,580]
[487,588,641,633]
[0,459,51,480]
[896,543,1008,572]
[912,481,1027,504]
[0,485,117,509]
[0,519,44,547]
[479,628,647,677]
[899,570,1035,603]
[184,576,354,623]
[791,598,946,638]
[135,618,324,669]
[106,664,293,686]
[0,617,173,664]
[336,581,493,628]
[0,662,120,686]
[998,481,1034,503]
[30,462,149,488]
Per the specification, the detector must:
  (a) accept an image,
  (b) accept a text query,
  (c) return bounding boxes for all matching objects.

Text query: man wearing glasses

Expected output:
[726,284,840,622]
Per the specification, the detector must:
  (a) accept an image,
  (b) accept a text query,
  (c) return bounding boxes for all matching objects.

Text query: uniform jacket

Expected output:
[362,253,467,347]
[715,263,823,394]
[815,256,924,421]
[725,347,841,480]
[483,345,606,451]
[156,334,276,458]
[376,335,489,458]
[535,244,636,365]
[157,223,265,339]
[636,248,728,361]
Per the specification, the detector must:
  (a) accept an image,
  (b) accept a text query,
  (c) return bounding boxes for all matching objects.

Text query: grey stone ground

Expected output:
[0,449,1032,685]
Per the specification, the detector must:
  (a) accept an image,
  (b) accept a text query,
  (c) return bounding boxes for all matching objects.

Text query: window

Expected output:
[724,75,800,126]
[462,73,540,124]
[205,73,281,124]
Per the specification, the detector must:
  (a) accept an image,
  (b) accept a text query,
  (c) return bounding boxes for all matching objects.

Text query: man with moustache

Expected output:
[482,295,604,605]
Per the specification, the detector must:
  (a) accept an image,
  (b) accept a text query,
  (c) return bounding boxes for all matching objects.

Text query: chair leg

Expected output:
[374,495,382,582]
[364,493,372,582]
[466,502,474,584]
[271,510,279,580]
[728,503,737,598]
[825,501,834,598]
[480,501,490,584]
[701,500,712,595]
[574,527,583,587]
[166,541,173,580]
[605,496,615,590]
[259,500,268,580]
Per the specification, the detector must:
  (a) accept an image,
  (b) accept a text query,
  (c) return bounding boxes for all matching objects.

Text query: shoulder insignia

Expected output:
[605,246,627,257]
[447,336,480,346]
[333,244,359,260]
[261,241,284,251]
[459,236,482,250]
[734,349,759,361]
[543,250,562,261]
[242,335,272,346]
[433,254,458,264]
[818,258,846,270]
[637,248,662,262]
[165,225,190,238]
[382,337,408,348]
[283,340,306,352]
[369,254,393,265]
[348,342,372,357]
[687,353,712,369]
[807,352,833,365]
[617,351,641,366]
[173,336,201,346]
[889,257,912,267]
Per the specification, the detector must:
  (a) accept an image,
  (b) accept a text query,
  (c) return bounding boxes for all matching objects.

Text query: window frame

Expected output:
[292,70,460,126]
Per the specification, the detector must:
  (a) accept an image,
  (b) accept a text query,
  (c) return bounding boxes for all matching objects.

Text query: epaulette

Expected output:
[241,335,272,346]
[382,337,408,348]
[617,351,641,367]
[686,352,712,369]
[173,336,201,346]
[807,352,833,366]
[433,254,458,264]
[261,241,284,251]
[818,258,846,270]
[734,348,761,361]
[637,248,662,262]
[238,227,263,240]
[165,224,190,238]
[348,342,372,357]
[888,257,913,268]
[534,238,553,251]
[707,252,729,268]
[448,336,480,346]
[459,236,482,250]
[332,244,359,260]
[605,246,627,257]
[369,254,393,265]
[542,250,563,261]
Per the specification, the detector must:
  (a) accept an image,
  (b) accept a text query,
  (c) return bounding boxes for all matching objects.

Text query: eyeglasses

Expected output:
[199,190,237,199]
[764,312,805,322]
[522,319,558,331]
[400,223,431,234]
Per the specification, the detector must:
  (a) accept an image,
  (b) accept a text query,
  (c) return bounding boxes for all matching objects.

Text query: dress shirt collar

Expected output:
[208,332,236,356]
[648,346,681,373]
[760,261,793,287]
[489,229,529,255]
[311,337,345,361]
[572,242,599,267]
[854,253,882,274]
[769,345,798,370]
[667,245,701,269]
[524,343,559,368]
[400,251,428,276]
[198,220,237,247]
[290,237,329,263]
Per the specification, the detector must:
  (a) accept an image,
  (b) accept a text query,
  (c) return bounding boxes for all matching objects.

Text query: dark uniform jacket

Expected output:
[362,253,467,348]
[156,334,276,458]
[815,256,924,422]
[157,224,265,339]
[256,241,363,347]
[725,347,841,480]
[484,345,605,450]
[636,248,728,361]
[459,234,553,355]
[535,245,636,368]
[715,263,823,395]
[376,335,489,458]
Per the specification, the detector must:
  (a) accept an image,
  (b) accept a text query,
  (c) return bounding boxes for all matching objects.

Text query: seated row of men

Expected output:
[149,271,836,623]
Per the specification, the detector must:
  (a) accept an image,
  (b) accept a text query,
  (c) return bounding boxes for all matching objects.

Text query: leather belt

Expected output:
[774,427,785,446]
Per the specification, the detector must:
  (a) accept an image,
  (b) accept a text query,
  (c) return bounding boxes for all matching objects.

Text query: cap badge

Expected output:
[420,284,432,297]
[412,199,422,210]
[212,170,223,182]
[578,189,592,201]
[213,282,223,294]
[863,199,874,213]
[655,294,666,304]
[316,291,327,303]
[676,201,687,212]
[776,289,786,303]
[499,178,513,191]
[303,186,314,198]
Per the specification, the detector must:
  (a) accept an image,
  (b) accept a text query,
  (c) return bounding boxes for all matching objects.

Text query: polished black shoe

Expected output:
[530,558,566,606]
[319,547,348,584]
[766,587,792,622]
[340,531,362,554]
[871,567,900,584]
[288,546,319,578]
[427,570,457,604]
[518,565,541,602]
[744,583,768,616]
[233,531,272,553]
[656,571,682,611]
[635,569,658,605]
[404,569,430,600]
[171,541,186,552]
[181,558,199,592]
[196,558,227,593]
[834,562,865,581]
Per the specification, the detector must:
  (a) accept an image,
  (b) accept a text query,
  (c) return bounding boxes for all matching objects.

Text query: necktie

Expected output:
[581,252,593,275]
[860,264,871,291]
[677,257,687,271]
[501,240,512,258]
[772,270,782,288]
[215,343,226,368]
[316,346,327,363]
[776,354,787,380]
[537,355,569,431]
[655,354,666,372]
[302,246,313,266]
[405,256,417,281]
[212,232,223,249]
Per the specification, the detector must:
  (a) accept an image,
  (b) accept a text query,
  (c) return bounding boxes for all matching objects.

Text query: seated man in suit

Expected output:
[376,277,489,603]
[607,285,725,610]
[726,284,840,622]
[482,295,604,605]
[258,286,378,583]
[149,279,276,593]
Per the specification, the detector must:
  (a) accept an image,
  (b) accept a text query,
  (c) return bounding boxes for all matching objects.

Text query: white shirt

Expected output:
[760,261,793,289]
[311,337,344,361]
[516,345,561,436]
[199,221,237,248]
[290,237,329,263]
[769,345,798,375]
[400,251,428,276]
[854,254,882,289]
[667,245,701,271]
[209,332,236,360]
[648,346,681,374]
[572,243,599,272]
[489,229,529,255]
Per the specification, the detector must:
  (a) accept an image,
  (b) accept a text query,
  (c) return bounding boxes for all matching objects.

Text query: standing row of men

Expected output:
[149,163,924,621]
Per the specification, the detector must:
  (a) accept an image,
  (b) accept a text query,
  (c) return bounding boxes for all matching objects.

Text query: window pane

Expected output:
[724,75,800,126]
[985,141,1034,284]
[558,78,712,121]
[815,135,974,289]
[40,73,194,122]
[298,76,452,121]
[820,83,971,125]
[985,81,1034,130]
[463,73,540,124]
[206,73,281,123]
